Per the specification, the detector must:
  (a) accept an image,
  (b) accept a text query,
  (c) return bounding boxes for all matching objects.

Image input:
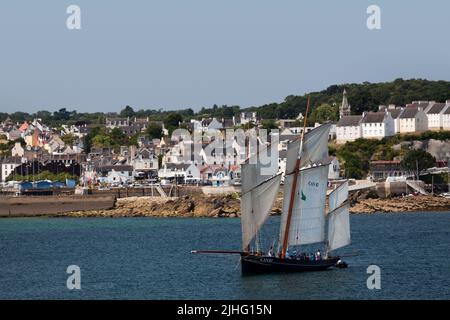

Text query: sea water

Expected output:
[0,213,449,299]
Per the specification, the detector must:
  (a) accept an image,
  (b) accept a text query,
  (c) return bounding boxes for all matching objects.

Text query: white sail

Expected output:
[329,181,349,212]
[327,203,351,251]
[241,172,282,250]
[285,123,332,174]
[279,164,329,246]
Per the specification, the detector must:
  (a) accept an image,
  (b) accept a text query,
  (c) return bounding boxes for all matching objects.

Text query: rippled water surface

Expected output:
[0,213,449,299]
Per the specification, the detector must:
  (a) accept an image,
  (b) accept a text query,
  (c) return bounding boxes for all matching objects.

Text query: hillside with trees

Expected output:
[1,79,449,127]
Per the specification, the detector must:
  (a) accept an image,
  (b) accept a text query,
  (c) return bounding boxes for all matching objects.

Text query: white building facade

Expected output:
[361,111,395,139]
[336,116,363,144]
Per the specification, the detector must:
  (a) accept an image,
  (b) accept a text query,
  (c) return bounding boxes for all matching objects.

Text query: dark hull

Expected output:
[241,255,340,275]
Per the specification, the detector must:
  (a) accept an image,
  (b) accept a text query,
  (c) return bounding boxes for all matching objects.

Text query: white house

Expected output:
[361,111,395,139]
[200,118,223,132]
[442,105,450,130]
[426,103,448,131]
[96,165,135,185]
[398,105,428,133]
[336,115,363,144]
[388,108,404,134]
[240,112,258,126]
[11,142,24,157]
[1,157,24,182]
[130,150,159,171]
[158,163,201,182]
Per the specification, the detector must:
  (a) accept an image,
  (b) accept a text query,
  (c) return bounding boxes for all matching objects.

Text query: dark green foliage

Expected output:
[164,113,183,134]
[3,79,448,128]
[146,123,163,139]
[400,149,436,173]
[260,119,278,130]
[246,78,450,120]
[6,170,77,183]
[120,105,135,118]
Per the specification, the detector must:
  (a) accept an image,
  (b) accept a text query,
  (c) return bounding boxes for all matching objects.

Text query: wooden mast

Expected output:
[280,96,311,259]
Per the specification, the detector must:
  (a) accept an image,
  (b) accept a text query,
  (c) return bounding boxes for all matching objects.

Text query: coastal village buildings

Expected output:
[426,103,448,130]
[398,105,428,133]
[0,157,23,182]
[336,116,363,144]
[361,111,395,139]
[2,93,450,187]
[442,105,450,130]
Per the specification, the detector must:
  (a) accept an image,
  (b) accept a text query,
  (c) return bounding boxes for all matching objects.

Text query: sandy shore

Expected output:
[60,194,450,218]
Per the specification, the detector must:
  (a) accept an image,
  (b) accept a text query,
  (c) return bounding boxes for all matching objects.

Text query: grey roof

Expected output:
[96,165,133,172]
[0,156,22,164]
[201,119,212,126]
[444,106,450,115]
[399,107,419,119]
[361,112,386,124]
[165,163,190,170]
[389,109,403,119]
[336,115,363,127]
[427,103,446,114]
[279,134,299,142]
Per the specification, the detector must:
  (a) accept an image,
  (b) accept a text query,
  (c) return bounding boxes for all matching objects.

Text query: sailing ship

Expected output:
[192,99,352,275]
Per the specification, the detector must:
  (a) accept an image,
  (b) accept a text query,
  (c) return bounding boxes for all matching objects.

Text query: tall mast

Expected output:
[280,96,310,259]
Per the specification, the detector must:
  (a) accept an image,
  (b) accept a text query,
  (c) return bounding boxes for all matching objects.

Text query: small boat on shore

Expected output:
[192,97,352,275]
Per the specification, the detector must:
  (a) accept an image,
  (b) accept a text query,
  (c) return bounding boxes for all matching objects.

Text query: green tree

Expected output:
[401,149,436,176]
[260,119,279,130]
[164,113,183,133]
[146,123,163,139]
[120,105,135,118]
[310,103,339,123]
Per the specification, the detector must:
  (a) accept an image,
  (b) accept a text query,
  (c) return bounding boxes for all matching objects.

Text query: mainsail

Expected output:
[279,124,332,251]
[327,181,351,251]
[279,164,329,246]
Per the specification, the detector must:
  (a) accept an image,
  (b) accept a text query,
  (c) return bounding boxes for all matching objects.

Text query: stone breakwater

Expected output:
[61,194,450,218]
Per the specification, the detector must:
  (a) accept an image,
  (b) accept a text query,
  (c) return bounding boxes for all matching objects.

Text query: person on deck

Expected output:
[268,247,273,257]
[316,250,322,261]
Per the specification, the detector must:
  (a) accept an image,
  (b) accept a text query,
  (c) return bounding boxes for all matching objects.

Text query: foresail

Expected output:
[329,181,349,212]
[327,203,351,251]
[241,173,282,250]
[279,164,329,247]
[285,123,332,174]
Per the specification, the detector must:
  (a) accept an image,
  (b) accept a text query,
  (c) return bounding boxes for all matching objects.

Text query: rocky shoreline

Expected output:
[349,195,450,214]
[61,194,450,218]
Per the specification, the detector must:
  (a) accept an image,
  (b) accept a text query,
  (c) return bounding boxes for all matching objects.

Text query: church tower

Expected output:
[340,89,351,118]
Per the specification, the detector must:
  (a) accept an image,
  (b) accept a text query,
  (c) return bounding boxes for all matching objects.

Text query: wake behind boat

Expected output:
[192,97,352,275]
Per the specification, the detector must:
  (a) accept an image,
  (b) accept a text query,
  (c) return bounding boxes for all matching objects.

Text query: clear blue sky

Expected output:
[0,0,449,113]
